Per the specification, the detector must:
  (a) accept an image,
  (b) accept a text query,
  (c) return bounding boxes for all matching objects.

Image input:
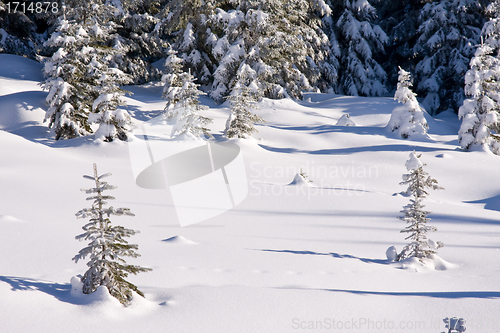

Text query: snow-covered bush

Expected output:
[396,152,443,261]
[165,69,212,138]
[73,163,151,306]
[388,67,428,139]
[458,3,500,154]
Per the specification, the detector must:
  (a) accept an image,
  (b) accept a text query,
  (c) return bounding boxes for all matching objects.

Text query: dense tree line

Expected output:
[0,0,497,138]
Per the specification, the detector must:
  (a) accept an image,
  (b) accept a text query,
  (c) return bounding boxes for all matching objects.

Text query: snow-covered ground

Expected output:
[1,54,499,332]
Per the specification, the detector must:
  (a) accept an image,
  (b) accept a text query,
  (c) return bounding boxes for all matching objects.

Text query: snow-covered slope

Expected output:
[1,55,499,333]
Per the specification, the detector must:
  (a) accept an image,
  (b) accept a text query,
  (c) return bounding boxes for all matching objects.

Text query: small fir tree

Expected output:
[299,168,313,184]
[225,65,264,139]
[73,163,151,306]
[165,69,212,138]
[388,67,429,139]
[396,152,443,261]
[41,19,93,140]
[161,47,185,112]
[89,58,134,142]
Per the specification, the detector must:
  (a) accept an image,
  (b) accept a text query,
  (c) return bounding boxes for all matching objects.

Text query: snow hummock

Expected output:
[398,255,457,272]
[288,173,314,187]
[336,113,356,126]
[385,246,397,261]
[162,236,199,245]
[0,215,22,222]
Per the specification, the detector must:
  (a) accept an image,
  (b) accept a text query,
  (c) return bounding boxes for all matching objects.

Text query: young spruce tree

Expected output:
[397,152,443,262]
[164,69,212,138]
[73,163,151,306]
[388,67,428,139]
[225,65,264,139]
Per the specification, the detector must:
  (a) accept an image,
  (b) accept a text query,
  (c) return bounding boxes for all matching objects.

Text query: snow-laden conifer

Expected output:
[458,1,500,154]
[388,67,428,139]
[73,163,151,306]
[225,65,264,138]
[412,0,483,115]
[41,19,93,139]
[41,0,131,140]
[157,0,218,87]
[88,53,134,142]
[208,0,331,101]
[458,42,500,153]
[165,70,212,138]
[396,152,443,261]
[325,0,388,96]
[161,47,185,112]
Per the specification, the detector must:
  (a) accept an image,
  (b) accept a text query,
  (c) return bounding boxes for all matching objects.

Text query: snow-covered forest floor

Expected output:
[1,54,500,332]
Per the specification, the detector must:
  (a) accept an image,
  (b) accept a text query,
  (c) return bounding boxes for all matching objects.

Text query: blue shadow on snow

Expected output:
[259,249,388,265]
[277,287,500,299]
[0,276,90,305]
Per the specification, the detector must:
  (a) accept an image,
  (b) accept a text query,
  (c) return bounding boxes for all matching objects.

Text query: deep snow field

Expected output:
[1,54,500,332]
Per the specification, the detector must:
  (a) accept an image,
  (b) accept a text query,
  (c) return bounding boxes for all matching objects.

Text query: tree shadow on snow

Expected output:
[464,194,500,213]
[0,276,89,305]
[258,143,454,155]
[259,249,388,265]
[430,213,500,225]
[292,288,500,299]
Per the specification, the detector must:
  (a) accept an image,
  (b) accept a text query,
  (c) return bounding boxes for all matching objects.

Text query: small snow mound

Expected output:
[427,239,439,249]
[435,153,451,158]
[288,173,314,187]
[0,215,22,222]
[398,255,457,272]
[336,114,356,126]
[70,276,84,297]
[69,276,118,303]
[386,246,397,261]
[162,235,199,245]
